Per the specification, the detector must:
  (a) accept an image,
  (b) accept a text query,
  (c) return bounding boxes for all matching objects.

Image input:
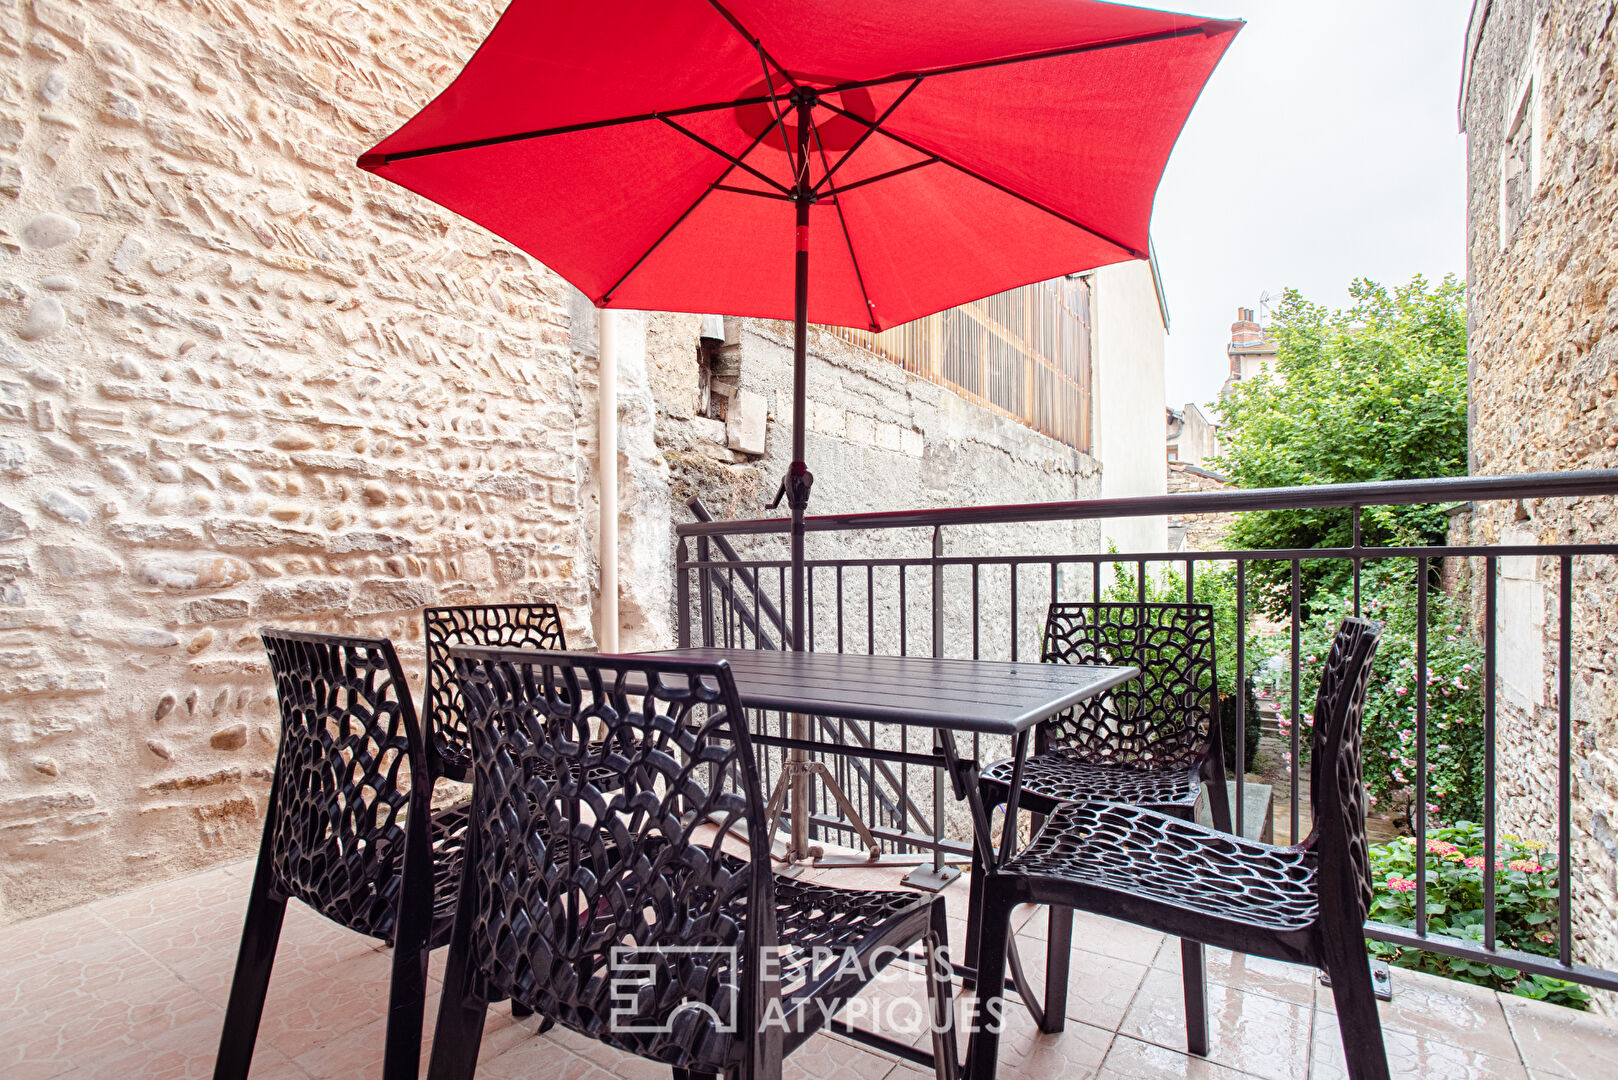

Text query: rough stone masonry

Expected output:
[1460,0,1618,1001]
[0,0,622,919]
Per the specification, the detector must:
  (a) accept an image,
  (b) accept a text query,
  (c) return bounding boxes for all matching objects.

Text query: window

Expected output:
[1499,52,1541,248]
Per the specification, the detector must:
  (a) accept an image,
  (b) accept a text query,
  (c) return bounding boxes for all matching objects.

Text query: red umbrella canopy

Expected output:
[360,0,1239,332]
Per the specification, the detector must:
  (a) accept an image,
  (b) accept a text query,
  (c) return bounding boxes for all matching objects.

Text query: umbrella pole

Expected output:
[761,92,881,869]
[785,95,815,863]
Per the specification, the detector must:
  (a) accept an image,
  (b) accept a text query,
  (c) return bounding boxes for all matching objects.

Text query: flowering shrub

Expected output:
[1367,823,1589,1009]
[1291,564,1484,824]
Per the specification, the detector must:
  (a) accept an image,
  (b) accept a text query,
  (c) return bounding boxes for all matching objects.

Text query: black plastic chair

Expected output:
[423,603,566,782]
[965,617,1389,1080]
[216,629,464,1080]
[426,649,959,1080]
[969,601,1230,1030]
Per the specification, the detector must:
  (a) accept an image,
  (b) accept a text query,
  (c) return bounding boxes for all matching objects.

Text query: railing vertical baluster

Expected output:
[867,565,875,655]
[1484,555,1498,949]
[1559,555,1573,967]
[725,567,737,648]
[971,563,981,660]
[1235,559,1246,839]
[1010,563,1019,661]
[1136,559,1146,603]
[1091,560,1100,603]
[1049,560,1058,606]
[1416,556,1429,938]
[1291,560,1302,844]
[778,566,787,649]
[1185,558,1194,603]
[836,566,845,654]
[899,564,908,656]
[676,538,690,648]
[698,536,714,647]
[1352,504,1363,617]
[751,563,763,649]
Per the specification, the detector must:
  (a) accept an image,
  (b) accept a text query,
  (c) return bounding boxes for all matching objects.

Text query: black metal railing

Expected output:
[675,469,1618,994]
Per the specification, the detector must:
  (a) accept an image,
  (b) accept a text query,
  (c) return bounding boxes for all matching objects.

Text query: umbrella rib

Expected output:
[363,94,787,165]
[704,0,799,90]
[599,124,775,304]
[713,183,796,201]
[657,115,792,194]
[810,117,878,332]
[827,158,939,196]
[817,98,1146,259]
[824,22,1236,95]
[812,77,924,198]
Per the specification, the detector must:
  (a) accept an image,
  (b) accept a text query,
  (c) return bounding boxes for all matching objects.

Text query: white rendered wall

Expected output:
[1090,262,1169,554]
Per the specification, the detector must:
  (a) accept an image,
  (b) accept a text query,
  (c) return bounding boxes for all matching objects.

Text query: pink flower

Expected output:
[1395,687,1408,696]
[1508,860,1545,874]
[1464,856,1485,869]
[1385,876,1417,893]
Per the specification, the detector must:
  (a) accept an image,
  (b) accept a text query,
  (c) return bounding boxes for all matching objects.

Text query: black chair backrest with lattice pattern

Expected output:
[260,628,431,942]
[1039,602,1219,769]
[423,604,566,782]
[1304,617,1383,925]
[450,648,776,1074]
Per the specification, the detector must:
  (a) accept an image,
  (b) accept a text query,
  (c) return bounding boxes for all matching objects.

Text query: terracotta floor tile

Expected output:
[81,865,246,934]
[997,943,1151,1032]
[1315,966,1520,1064]
[1096,1034,1258,1079]
[1016,908,1167,968]
[1312,1019,1530,1080]
[1499,993,1618,1078]
[1151,945,1319,1009]
[1118,969,1311,1080]
[258,947,397,1060]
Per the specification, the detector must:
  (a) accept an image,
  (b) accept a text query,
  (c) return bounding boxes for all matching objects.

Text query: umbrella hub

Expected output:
[733,76,875,155]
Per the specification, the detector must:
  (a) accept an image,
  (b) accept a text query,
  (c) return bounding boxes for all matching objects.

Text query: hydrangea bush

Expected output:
[1367,823,1588,1009]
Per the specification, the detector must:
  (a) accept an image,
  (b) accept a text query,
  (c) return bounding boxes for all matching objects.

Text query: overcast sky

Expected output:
[1149,0,1473,411]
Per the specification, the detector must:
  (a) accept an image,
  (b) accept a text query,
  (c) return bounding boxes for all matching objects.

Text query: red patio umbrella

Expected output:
[358,0,1240,649]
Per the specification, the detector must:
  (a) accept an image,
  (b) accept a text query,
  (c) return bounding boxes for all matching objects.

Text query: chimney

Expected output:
[1230,306,1262,348]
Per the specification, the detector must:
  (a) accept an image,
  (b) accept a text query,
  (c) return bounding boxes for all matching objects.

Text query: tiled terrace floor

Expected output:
[3,858,1615,1080]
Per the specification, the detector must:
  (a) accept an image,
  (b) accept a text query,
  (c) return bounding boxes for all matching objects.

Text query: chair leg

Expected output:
[426,849,488,1080]
[964,839,987,986]
[1322,946,1391,1080]
[1180,939,1209,1057]
[382,927,431,1080]
[213,862,288,1080]
[964,890,1015,1080]
[424,958,488,1080]
[1039,905,1072,1034]
[926,901,961,1080]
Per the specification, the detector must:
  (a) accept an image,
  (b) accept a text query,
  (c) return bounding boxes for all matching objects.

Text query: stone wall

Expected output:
[0,0,1116,920]
[0,0,651,920]
[1166,461,1232,554]
[1460,0,1618,993]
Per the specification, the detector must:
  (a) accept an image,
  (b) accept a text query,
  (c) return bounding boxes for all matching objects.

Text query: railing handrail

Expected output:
[674,467,1618,538]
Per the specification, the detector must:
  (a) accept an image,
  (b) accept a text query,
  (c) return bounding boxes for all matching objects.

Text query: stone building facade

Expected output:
[1459,0,1618,989]
[0,0,1127,920]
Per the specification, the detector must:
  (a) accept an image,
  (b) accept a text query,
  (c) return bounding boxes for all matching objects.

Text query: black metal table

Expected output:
[638,648,1136,881]
[637,648,1139,736]
[635,647,1138,1054]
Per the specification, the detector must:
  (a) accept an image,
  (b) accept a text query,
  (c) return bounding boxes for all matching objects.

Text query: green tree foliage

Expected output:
[1215,276,1468,616]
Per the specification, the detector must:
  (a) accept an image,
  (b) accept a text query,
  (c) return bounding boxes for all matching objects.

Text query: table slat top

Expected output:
[626,648,1137,735]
